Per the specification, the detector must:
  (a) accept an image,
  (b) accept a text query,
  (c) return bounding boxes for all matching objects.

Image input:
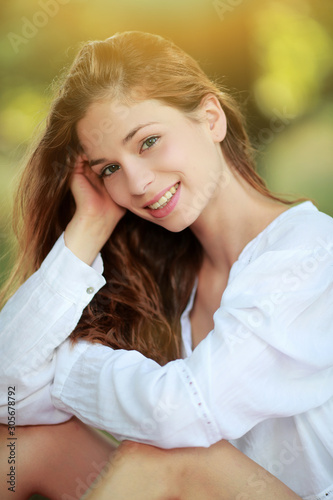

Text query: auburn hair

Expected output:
[2,31,298,365]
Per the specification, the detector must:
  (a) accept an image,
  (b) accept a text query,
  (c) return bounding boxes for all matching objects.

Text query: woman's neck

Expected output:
[190,168,288,274]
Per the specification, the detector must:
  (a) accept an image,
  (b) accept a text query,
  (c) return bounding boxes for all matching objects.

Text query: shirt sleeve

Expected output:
[51,244,333,448]
[0,234,106,425]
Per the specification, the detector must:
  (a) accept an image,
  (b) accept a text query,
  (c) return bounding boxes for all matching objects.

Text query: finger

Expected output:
[72,155,103,187]
[72,153,88,174]
[69,158,94,191]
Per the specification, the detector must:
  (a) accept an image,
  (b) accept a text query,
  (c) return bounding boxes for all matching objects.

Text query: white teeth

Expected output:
[148,183,179,210]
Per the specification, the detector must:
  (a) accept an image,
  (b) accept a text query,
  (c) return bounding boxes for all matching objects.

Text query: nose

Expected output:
[124,161,155,196]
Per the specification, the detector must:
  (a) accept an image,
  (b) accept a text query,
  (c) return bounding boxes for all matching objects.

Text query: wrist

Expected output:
[64,215,114,265]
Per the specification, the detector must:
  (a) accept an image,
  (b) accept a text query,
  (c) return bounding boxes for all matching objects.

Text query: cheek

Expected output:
[160,140,187,169]
[103,178,128,207]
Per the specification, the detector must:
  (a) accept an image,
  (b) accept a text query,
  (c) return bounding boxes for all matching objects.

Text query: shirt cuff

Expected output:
[40,233,106,304]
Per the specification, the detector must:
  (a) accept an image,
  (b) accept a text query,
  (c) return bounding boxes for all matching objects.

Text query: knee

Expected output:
[0,418,86,499]
[0,423,37,499]
[1,419,117,500]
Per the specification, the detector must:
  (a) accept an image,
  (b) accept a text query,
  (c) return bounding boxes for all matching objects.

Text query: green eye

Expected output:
[101,164,120,177]
[141,136,159,151]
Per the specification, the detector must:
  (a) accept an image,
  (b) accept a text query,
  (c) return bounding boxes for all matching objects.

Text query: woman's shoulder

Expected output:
[227,202,333,290]
[252,201,333,257]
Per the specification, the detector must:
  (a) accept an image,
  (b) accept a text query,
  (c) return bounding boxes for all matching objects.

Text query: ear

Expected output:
[200,94,227,142]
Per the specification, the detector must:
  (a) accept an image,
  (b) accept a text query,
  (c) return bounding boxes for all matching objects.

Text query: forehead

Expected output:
[76,99,181,155]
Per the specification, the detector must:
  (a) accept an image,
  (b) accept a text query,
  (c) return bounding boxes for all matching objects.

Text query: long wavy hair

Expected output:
[2,31,297,365]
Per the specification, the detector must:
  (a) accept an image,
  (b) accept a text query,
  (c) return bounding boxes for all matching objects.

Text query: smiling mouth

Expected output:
[147,183,180,210]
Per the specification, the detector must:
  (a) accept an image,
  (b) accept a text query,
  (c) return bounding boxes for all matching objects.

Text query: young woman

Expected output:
[0,31,332,500]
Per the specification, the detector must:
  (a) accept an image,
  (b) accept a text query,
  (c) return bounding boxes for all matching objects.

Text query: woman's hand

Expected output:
[64,154,126,265]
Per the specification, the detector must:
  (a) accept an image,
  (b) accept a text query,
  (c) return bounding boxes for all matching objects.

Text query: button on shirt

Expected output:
[0,202,333,500]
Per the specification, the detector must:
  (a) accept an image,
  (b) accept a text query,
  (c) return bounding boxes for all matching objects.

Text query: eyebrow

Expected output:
[123,122,158,144]
[88,122,158,168]
[89,157,108,168]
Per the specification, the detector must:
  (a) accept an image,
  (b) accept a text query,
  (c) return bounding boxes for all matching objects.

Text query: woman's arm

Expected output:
[64,154,126,265]
[56,153,333,447]
[3,163,333,443]
[83,440,302,500]
[0,158,123,425]
[0,233,107,425]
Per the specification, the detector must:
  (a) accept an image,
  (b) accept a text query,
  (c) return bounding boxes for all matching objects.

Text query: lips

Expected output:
[144,182,181,219]
[147,183,180,210]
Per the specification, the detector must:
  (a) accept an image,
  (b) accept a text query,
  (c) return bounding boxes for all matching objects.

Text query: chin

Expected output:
[154,214,198,233]
[134,206,199,232]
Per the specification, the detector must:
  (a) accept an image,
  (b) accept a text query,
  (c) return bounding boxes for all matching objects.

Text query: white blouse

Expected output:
[0,201,333,500]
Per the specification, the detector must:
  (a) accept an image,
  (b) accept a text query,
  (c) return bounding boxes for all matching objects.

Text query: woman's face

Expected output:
[76,98,227,232]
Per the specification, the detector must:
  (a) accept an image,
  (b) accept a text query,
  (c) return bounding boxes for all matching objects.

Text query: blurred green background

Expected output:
[1,0,333,287]
[0,1,332,498]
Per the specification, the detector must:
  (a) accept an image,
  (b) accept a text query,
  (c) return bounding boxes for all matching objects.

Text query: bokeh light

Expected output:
[0,0,332,288]
[252,1,333,117]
